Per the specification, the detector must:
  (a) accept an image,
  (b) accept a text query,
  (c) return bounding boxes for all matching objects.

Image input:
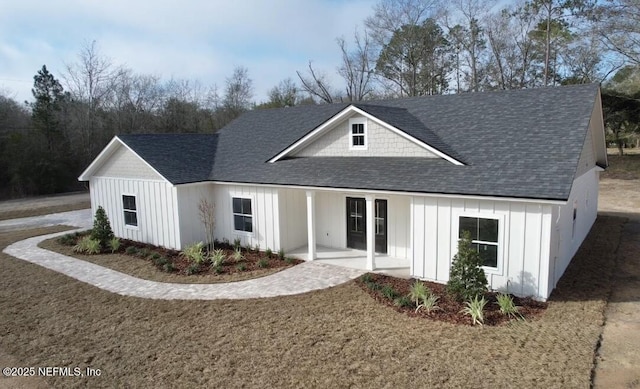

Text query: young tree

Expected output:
[447,231,489,301]
[198,198,216,251]
[91,206,114,249]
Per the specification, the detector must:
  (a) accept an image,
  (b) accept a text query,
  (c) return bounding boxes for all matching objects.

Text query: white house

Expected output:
[78,84,607,301]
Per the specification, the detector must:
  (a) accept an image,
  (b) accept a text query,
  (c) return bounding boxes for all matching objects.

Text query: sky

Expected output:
[0,0,376,104]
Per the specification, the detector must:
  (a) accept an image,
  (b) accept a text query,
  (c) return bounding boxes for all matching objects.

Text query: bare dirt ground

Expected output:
[0,192,90,221]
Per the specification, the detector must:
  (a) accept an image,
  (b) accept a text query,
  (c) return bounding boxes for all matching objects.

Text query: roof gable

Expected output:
[267,105,465,165]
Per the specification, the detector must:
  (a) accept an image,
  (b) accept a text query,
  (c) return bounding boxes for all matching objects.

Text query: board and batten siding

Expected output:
[278,188,307,251]
[294,115,436,158]
[548,166,599,293]
[410,196,554,300]
[175,183,216,249]
[212,185,281,251]
[90,177,180,249]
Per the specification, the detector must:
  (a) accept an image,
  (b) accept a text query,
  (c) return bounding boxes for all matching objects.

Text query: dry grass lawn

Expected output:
[38,238,286,284]
[0,201,90,222]
[0,216,623,388]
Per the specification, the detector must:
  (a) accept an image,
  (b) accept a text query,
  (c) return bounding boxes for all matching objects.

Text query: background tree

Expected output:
[337,31,376,101]
[222,66,253,122]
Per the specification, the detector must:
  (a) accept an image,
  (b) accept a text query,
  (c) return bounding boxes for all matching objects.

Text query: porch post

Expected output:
[306,190,316,261]
[365,194,375,271]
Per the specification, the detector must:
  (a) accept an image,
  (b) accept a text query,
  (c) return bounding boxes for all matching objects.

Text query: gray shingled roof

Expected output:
[116,84,601,201]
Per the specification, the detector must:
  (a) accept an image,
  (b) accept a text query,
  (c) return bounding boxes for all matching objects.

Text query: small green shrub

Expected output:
[57,233,77,246]
[253,244,260,252]
[284,257,295,264]
[236,263,247,272]
[257,258,269,268]
[183,242,206,264]
[232,248,244,262]
[409,281,428,306]
[244,243,253,252]
[73,236,101,254]
[162,262,176,272]
[461,295,488,326]
[150,252,161,260]
[186,263,200,275]
[366,281,381,291]
[496,293,522,319]
[108,237,121,253]
[265,248,273,258]
[210,249,226,267]
[278,248,285,260]
[394,295,413,308]
[90,206,114,248]
[213,264,224,274]
[125,246,138,255]
[361,273,374,283]
[416,292,440,314]
[233,238,242,251]
[447,231,488,301]
[381,285,398,300]
[153,256,169,267]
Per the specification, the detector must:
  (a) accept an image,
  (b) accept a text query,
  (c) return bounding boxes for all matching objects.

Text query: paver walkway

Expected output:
[1,210,364,300]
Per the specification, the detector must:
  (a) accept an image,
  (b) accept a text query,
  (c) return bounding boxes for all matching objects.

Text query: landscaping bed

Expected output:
[44,231,302,283]
[356,273,547,326]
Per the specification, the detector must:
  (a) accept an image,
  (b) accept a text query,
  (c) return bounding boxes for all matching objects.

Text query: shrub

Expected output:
[257,258,269,268]
[162,262,176,272]
[394,295,413,308]
[108,237,121,253]
[186,263,200,275]
[183,242,206,264]
[447,231,488,301]
[211,249,226,268]
[381,285,398,300]
[150,252,161,260]
[265,248,273,258]
[73,236,101,255]
[57,233,77,246]
[254,244,260,252]
[278,248,285,260]
[232,248,244,262]
[138,247,151,258]
[236,263,247,272]
[153,256,169,267]
[213,265,224,274]
[125,246,138,255]
[416,292,440,314]
[244,243,253,252]
[409,281,428,307]
[461,295,488,326]
[496,293,522,319]
[366,281,381,291]
[233,238,242,251]
[90,206,114,249]
[284,257,295,264]
[361,273,374,283]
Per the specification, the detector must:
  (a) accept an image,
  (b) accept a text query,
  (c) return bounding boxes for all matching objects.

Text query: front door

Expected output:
[346,197,387,254]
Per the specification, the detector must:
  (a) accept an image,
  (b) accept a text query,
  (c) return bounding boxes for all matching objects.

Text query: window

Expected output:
[349,118,367,149]
[459,216,499,268]
[375,201,385,235]
[122,195,138,227]
[233,197,253,233]
[349,199,364,232]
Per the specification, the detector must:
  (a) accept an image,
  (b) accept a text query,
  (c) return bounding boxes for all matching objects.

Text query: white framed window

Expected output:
[458,216,500,269]
[348,118,367,150]
[232,197,253,233]
[122,194,138,227]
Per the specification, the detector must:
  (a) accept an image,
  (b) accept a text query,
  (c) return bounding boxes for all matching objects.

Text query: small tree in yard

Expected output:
[447,231,488,301]
[198,198,216,251]
[91,206,114,250]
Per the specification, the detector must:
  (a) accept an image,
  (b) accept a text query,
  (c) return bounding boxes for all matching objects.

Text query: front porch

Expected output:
[289,244,411,279]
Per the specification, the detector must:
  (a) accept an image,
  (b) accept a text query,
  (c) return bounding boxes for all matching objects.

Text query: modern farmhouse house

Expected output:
[78,84,606,300]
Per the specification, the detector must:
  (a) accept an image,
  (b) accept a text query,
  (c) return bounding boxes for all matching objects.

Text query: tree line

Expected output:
[1,0,639,200]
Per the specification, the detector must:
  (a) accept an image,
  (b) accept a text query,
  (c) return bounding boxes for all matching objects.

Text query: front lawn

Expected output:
[0,215,623,388]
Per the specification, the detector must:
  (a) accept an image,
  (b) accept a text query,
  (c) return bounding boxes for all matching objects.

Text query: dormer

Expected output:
[268,104,464,165]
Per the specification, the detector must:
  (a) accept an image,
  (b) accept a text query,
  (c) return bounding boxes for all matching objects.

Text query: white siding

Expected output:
[548,167,599,291]
[212,185,281,251]
[95,145,162,180]
[89,177,180,249]
[410,196,555,300]
[176,184,216,249]
[576,121,596,177]
[294,115,436,158]
[278,188,307,251]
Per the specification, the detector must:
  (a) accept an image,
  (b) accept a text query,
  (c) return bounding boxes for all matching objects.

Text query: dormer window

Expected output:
[349,118,367,150]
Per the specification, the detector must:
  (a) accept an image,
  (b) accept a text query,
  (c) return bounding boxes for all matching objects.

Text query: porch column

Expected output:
[306,190,316,261]
[365,194,375,271]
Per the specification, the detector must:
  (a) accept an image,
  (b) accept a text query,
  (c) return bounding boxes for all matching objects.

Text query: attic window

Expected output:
[349,118,367,150]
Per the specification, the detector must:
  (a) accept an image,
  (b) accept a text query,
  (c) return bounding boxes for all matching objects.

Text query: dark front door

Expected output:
[346,197,387,254]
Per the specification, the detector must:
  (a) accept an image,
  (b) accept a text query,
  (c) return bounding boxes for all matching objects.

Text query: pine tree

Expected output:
[447,231,489,301]
[91,206,114,249]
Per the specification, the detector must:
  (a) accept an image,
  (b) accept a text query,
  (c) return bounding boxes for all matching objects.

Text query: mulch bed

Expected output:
[63,232,302,276]
[356,273,547,326]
